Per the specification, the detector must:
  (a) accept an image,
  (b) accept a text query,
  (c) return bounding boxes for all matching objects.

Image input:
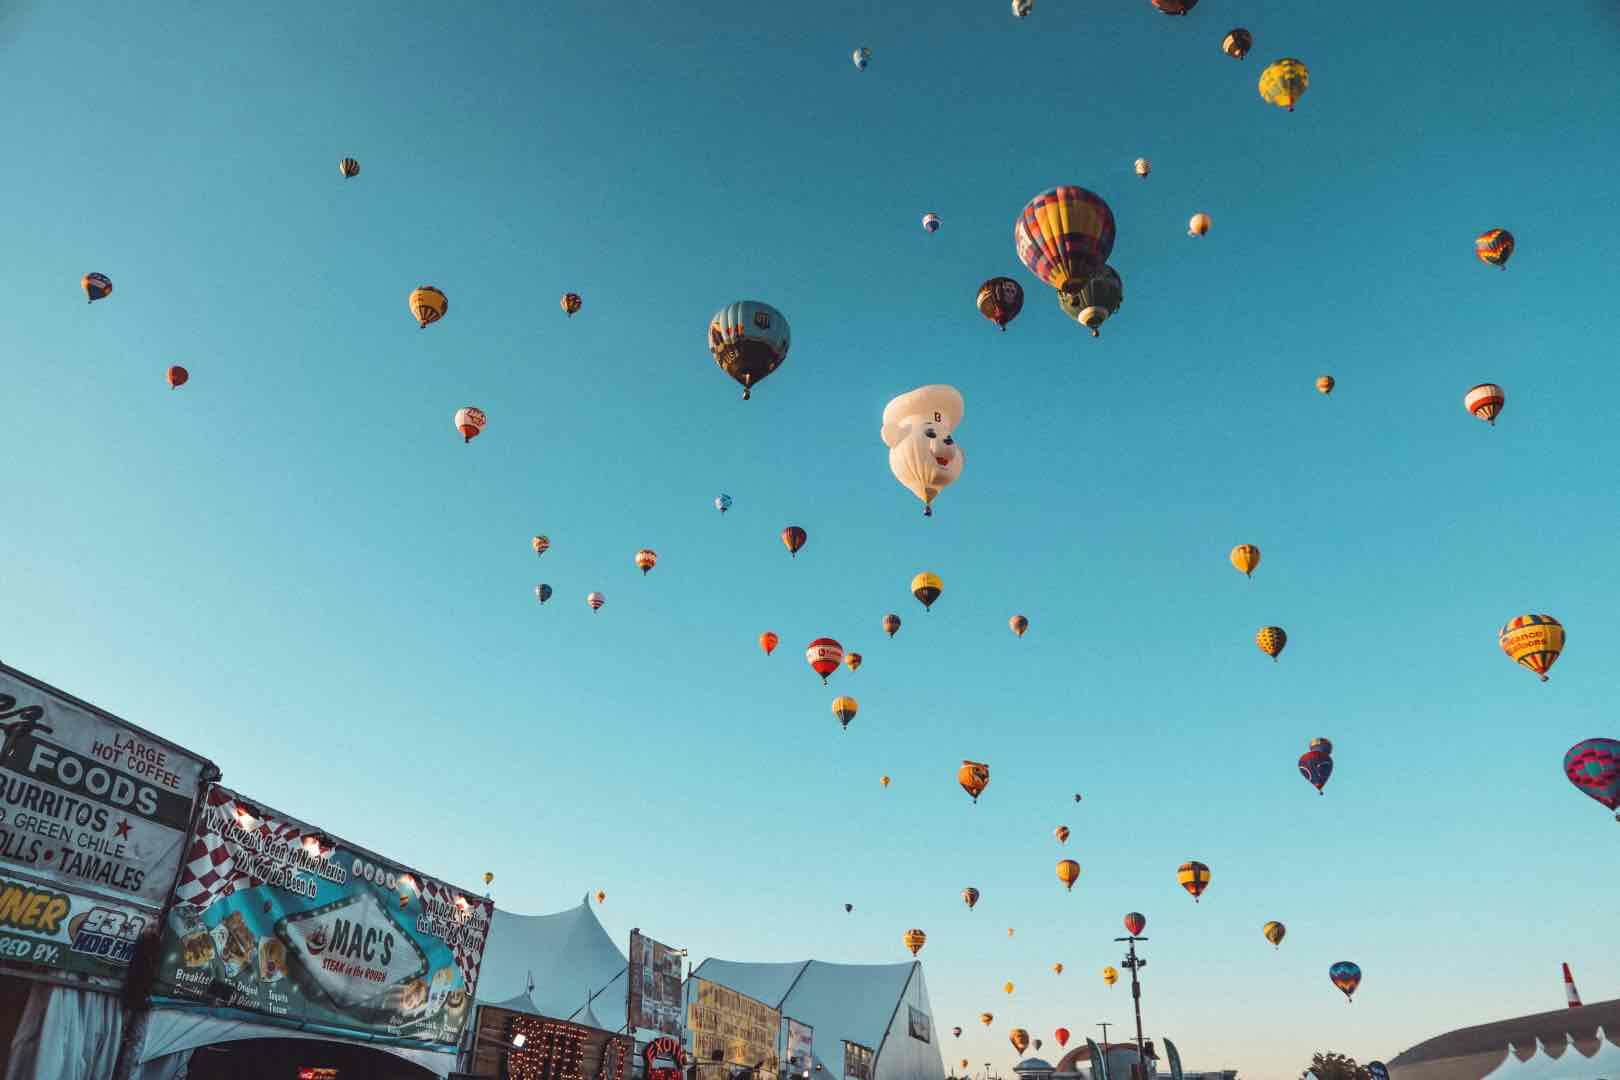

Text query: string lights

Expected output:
[504,1016,630,1080]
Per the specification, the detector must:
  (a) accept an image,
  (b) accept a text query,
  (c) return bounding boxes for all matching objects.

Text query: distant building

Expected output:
[1387,997,1620,1079]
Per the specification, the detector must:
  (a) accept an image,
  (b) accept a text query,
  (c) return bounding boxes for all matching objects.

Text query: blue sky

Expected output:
[3,1,1619,1076]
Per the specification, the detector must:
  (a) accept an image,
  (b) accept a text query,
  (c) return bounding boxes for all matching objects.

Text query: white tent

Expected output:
[1481,1029,1620,1080]
[693,958,944,1080]
[476,893,630,1029]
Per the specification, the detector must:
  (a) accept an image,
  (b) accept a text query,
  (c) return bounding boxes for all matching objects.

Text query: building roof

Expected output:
[1389,998,1620,1073]
[477,894,629,1028]
[693,958,920,1058]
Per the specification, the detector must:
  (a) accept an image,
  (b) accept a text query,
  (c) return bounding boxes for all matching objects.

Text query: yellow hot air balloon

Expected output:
[409,285,448,328]
[1230,544,1261,578]
[1009,1028,1029,1054]
[903,928,927,956]
[483,871,494,886]
[881,774,891,788]
[1052,962,1064,975]
[1003,981,1015,995]
[1499,614,1564,681]
[833,696,859,730]
[1056,859,1080,892]
[1263,920,1286,949]
[1102,966,1118,986]
[1256,626,1287,661]
[1259,58,1310,111]
[979,1013,993,1027]
[912,572,943,611]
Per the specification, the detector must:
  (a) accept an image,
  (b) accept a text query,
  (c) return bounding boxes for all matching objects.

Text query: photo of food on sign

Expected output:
[152,786,491,1048]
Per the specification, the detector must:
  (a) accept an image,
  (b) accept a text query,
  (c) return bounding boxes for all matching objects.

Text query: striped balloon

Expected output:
[453,406,486,443]
[1014,187,1117,293]
[1464,383,1505,425]
[1316,374,1336,395]
[587,591,606,612]
[1177,860,1211,901]
[339,157,360,178]
[1499,614,1563,681]
[1223,28,1252,59]
[532,535,550,556]
[1475,228,1514,268]
[635,549,658,574]
[410,285,448,328]
[82,272,112,303]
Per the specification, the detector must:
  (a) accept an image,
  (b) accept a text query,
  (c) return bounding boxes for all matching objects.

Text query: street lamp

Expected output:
[1113,926,1149,1078]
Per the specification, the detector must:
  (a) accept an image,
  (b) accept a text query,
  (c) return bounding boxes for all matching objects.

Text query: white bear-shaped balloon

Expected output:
[881,385,964,517]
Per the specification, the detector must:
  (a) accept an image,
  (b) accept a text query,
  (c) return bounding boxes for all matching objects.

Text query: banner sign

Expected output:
[152,785,492,1049]
[688,976,780,1078]
[906,1005,930,1043]
[0,872,153,982]
[842,1042,872,1080]
[628,929,685,1037]
[784,1018,814,1073]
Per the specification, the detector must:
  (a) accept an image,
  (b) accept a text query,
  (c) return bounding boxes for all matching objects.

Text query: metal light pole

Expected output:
[1113,932,1148,1079]
[1096,1023,1111,1048]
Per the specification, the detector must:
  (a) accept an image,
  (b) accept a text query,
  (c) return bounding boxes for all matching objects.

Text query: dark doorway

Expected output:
[183,1037,440,1080]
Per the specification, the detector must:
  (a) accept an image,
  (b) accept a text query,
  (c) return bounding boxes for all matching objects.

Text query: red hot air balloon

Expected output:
[806,638,844,684]
[782,525,808,557]
[1151,0,1199,12]
[1123,912,1146,936]
[166,365,189,390]
[976,277,1025,332]
[760,631,779,656]
[883,613,901,638]
[1054,1029,1070,1049]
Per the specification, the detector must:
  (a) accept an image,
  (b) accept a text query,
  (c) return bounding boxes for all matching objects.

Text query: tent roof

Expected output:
[693,958,919,1058]
[1390,999,1620,1068]
[478,894,627,1027]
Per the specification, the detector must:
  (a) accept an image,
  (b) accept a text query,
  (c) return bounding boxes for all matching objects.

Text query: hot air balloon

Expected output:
[845,652,863,672]
[760,632,779,656]
[635,549,658,575]
[1004,983,1016,996]
[1298,750,1333,794]
[1034,1040,1043,1053]
[1056,859,1080,891]
[587,592,605,612]
[410,286,448,328]
[339,157,360,178]
[883,614,901,638]
[903,928,927,956]
[1329,961,1361,1002]
[1123,912,1146,936]
[1188,213,1211,237]
[1004,615,1029,639]
[782,526,808,557]
[596,890,606,904]
[715,493,732,514]
[166,365,189,390]
[1134,158,1151,179]
[847,903,855,913]
[976,277,1025,331]
[881,775,891,788]
[912,572,943,610]
[806,638,844,684]
[1256,626,1287,661]
[1012,0,1034,19]
[561,292,583,316]
[1475,229,1514,269]
[532,535,550,556]
[1054,1029,1070,1048]
[853,47,871,70]
[1564,738,1620,819]
[953,1028,962,1039]
[1229,544,1260,578]
[979,1014,993,1027]
[922,213,942,233]
[1500,614,1564,681]
[1015,187,1117,308]
[454,406,486,443]
[1465,383,1505,425]
[1223,28,1252,58]
[1009,1029,1029,1055]
[1263,921,1286,949]
[1316,375,1336,396]
[1151,0,1197,12]
[1056,265,1124,336]
[962,887,980,910]
[960,1063,969,1072]
[1073,793,1083,802]
[833,696,858,730]
[1007,928,1015,938]
[1177,860,1211,902]
[1054,825,1070,844]
[1102,967,1118,986]
[959,760,990,803]
[535,584,552,604]
[1259,58,1309,111]
[82,273,112,303]
[883,385,965,517]
[1310,737,1334,754]
[709,301,790,400]
[1052,964,1064,976]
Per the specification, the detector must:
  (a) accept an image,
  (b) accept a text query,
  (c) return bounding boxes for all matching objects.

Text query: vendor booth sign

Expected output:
[628,928,685,1037]
[0,664,214,988]
[784,1018,814,1075]
[151,785,492,1049]
[688,976,780,1079]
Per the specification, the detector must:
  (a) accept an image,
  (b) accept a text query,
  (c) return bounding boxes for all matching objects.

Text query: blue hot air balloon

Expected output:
[534,584,553,604]
[1329,961,1361,1002]
[708,301,790,400]
[715,494,733,514]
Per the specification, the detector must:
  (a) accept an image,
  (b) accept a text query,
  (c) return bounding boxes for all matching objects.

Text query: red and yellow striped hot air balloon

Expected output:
[1014,187,1117,302]
[1178,860,1211,902]
[883,613,901,638]
[902,928,927,956]
[635,549,658,574]
[1464,383,1505,425]
[845,652,863,672]
[1500,614,1564,681]
[1475,229,1514,269]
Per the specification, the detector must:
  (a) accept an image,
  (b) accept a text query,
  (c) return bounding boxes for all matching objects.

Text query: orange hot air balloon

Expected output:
[1316,375,1335,396]
[595,890,606,903]
[1229,544,1261,578]
[532,535,551,556]
[881,775,891,788]
[782,525,808,557]
[1056,859,1080,891]
[1009,1028,1029,1054]
[958,760,990,803]
[760,631,779,656]
[1054,825,1070,844]
[1006,928,1015,938]
[845,652,863,672]
[166,365,189,390]
[979,1013,993,1028]
[1189,213,1212,237]
[1010,615,1029,638]
[902,928,927,956]
[883,613,901,638]
[1052,963,1064,976]
[635,549,658,574]
[1003,982,1015,996]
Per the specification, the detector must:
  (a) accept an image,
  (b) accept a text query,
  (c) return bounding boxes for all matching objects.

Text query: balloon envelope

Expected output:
[976,277,1025,331]
[1329,961,1362,1000]
[882,385,965,516]
[902,928,926,955]
[410,285,448,328]
[709,301,790,399]
[1015,187,1116,294]
[959,760,990,802]
[1178,860,1211,901]
[1263,920,1286,948]
[1475,228,1514,268]
[1499,614,1563,681]
[1123,912,1146,936]
[1564,738,1620,813]
[1259,58,1310,110]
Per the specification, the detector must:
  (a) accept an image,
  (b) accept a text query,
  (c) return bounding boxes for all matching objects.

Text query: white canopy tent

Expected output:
[1480,1028,1620,1080]
[476,894,630,1029]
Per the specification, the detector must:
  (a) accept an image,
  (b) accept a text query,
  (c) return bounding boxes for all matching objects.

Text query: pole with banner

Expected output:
[1085,1039,1110,1080]
[1163,1038,1183,1080]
